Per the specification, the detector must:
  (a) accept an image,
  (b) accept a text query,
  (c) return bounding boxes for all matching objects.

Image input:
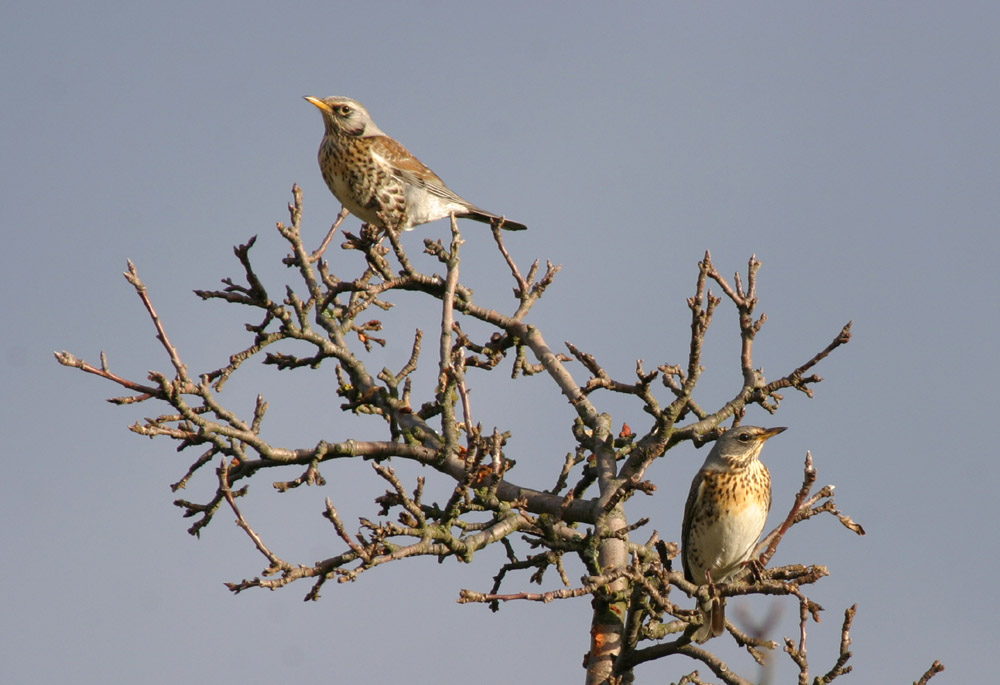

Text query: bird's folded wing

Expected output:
[370,136,469,205]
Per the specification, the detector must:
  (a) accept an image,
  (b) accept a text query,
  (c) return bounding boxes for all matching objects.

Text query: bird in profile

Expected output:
[681,425,786,642]
[304,96,527,233]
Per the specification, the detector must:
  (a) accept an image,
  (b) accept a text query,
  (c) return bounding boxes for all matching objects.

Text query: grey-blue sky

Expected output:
[3,2,996,682]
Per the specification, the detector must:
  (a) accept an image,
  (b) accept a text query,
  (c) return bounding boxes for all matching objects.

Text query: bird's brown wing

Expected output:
[369,136,471,206]
[369,135,527,231]
[681,471,706,584]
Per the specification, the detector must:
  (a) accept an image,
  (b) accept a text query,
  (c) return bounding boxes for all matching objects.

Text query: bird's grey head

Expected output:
[700,425,786,470]
[303,96,385,138]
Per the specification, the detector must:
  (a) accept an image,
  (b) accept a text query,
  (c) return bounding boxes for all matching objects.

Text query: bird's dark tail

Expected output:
[692,596,726,644]
[461,210,528,232]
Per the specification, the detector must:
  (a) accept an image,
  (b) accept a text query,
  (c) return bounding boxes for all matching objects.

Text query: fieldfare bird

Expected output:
[304,96,527,233]
[681,425,786,643]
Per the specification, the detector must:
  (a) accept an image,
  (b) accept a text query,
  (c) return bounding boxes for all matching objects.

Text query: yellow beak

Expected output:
[760,426,787,441]
[303,96,331,113]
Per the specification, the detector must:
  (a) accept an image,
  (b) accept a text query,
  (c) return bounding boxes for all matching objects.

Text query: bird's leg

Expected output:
[705,569,717,597]
[742,558,765,584]
[702,569,720,624]
[309,206,349,262]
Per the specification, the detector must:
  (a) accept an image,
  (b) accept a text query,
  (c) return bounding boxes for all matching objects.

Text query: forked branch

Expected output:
[52,186,913,684]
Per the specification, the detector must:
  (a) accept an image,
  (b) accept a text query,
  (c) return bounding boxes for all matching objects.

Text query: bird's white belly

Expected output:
[694,503,768,582]
[404,186,468,228]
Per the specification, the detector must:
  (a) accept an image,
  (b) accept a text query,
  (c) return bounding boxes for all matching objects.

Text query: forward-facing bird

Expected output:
[681,425,786,642]
[304,96,526,233]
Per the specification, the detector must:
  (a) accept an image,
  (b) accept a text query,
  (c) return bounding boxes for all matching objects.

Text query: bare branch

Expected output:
[914,660,946,685]
[55,186,903,681]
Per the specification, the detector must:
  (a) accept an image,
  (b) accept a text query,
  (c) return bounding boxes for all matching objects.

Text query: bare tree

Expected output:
[57,186,941,684]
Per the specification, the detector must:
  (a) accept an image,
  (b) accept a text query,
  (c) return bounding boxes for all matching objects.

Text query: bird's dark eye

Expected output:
[337,105,352,116]
[738,432,751,442]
